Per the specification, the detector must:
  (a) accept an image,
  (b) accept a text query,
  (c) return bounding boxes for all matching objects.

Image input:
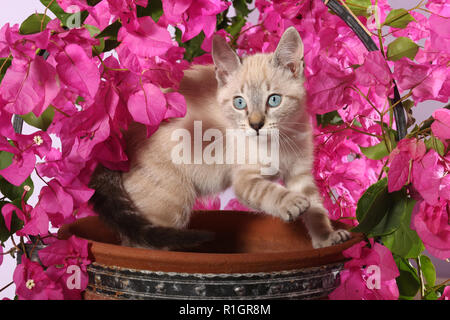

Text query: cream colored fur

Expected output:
[121,27,350,248]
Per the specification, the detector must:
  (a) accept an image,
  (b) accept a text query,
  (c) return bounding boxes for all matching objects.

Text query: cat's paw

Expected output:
[277,192,310,222]
[312,229,351,249]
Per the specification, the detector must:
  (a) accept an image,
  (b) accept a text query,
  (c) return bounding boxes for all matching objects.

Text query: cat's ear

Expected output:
[212,35,241,86]
[273,27,304,78]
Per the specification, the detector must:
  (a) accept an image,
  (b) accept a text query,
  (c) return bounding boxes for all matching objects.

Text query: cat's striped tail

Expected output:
[88,166,213,250]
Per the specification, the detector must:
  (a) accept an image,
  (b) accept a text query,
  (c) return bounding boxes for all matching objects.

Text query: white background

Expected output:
[0,0,448,299]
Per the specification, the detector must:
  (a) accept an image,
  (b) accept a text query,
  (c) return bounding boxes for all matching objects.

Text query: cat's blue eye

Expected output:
[233,96,247,110]
[267,94,282,108]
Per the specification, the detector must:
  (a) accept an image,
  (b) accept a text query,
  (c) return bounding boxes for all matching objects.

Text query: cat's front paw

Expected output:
[312,229,351,248]
[276,192,310,222]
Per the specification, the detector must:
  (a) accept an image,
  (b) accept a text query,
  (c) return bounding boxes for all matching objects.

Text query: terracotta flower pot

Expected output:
[58,211,363,300]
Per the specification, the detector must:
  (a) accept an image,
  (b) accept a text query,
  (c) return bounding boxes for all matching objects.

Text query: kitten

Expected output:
[89,27,351,250]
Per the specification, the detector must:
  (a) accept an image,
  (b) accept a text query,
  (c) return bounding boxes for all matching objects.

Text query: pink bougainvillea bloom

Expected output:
[412,200,450,260]
[1,203,25,231]
[38,236,90,299]
[39,180,74,227]
[355,51,393,97]
[17,205,50,237]
[412,149,445,206]
[13,256,63,300]
[161,0,229,42]
[107,0,147,31]
[0,136,36,186]
[329,241,399,300]
[224,198,252,212]
[118,16,173,58]
[388,138,426,192]
[393,58,447,102]
[307,56,355,114]
[193,196,221,211]
[127,83,167,134]
[440,286,450,300]
[1,203,49,236]
[1,56,59,117]
[55,44,100,101]
[431,108,450,140]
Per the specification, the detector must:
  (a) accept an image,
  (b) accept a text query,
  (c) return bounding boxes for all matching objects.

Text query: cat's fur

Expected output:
[89,27,351,250]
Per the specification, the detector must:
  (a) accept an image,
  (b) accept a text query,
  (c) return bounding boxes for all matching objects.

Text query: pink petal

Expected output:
[118,16,173,58]
[127,83,167,134]
[412,150,443,205]
[164,92,186,119]
[431,108,450,140]
[1,56,59,116]
[56,44,100,100]
[388,151,410,192]
[0,151,36,186]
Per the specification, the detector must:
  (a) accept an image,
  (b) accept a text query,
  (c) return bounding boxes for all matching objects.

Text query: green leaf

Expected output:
[19,13,52,35]
[351,178,391,234]
[176,29,206,62]
[96,20,122,40]
[424,290,439,300]
[368,190,409,237]
[137,0,163,21]
[382,198,425,258]
[20,106,55,131]
[316,110,344,127]
[387,37,419,61]
[103,39,121,52]
[0,200,24,243]
[0,151,14,170]
[0,176,34,202]
[85,25,105,53]
[394,256,420,299]
[345,0,372,17]
[233,0,252,17]
[384,9,415,29]
[40,0,89,28]
[87,0,102,5]
[226,16,246,37]
[360,141,389,160]
[425,136,445,156]
[419,255,436,287]
[0,56,12,82]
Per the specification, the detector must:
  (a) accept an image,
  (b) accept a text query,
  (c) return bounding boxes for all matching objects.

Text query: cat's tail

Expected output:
[88,166,213,250]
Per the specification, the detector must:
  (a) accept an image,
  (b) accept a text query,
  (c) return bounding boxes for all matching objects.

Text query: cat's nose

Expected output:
[248,112,265,133]
[250,121,264,132]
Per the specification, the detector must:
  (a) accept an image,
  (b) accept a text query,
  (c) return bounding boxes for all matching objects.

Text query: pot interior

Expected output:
[59,211,356,254]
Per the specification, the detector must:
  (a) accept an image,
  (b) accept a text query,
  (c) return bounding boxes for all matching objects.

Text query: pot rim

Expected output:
[60,211,364,274]
[87,235,362,274]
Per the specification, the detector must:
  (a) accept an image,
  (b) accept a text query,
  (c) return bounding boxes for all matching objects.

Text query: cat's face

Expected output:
[212,27,306,134]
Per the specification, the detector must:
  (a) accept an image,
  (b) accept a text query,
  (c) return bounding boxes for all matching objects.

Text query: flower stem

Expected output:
[416,257,425,299]
[0,281,14,293]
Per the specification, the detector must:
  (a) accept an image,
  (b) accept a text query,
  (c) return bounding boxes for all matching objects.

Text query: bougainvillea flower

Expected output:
[13,256,63,300]
[193,196,221,210]
[329,240,399,300]
[161,0,229,42]
[117,16,173,58]
[388,138,426,192]
[431,108,450,140]
[224,198,252,212]
[55,44,100,101]
[412,149,445,206]
[412,200,450,260]
[1,56,59,116]
[0,136,36,186]
[38,236,90,299]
